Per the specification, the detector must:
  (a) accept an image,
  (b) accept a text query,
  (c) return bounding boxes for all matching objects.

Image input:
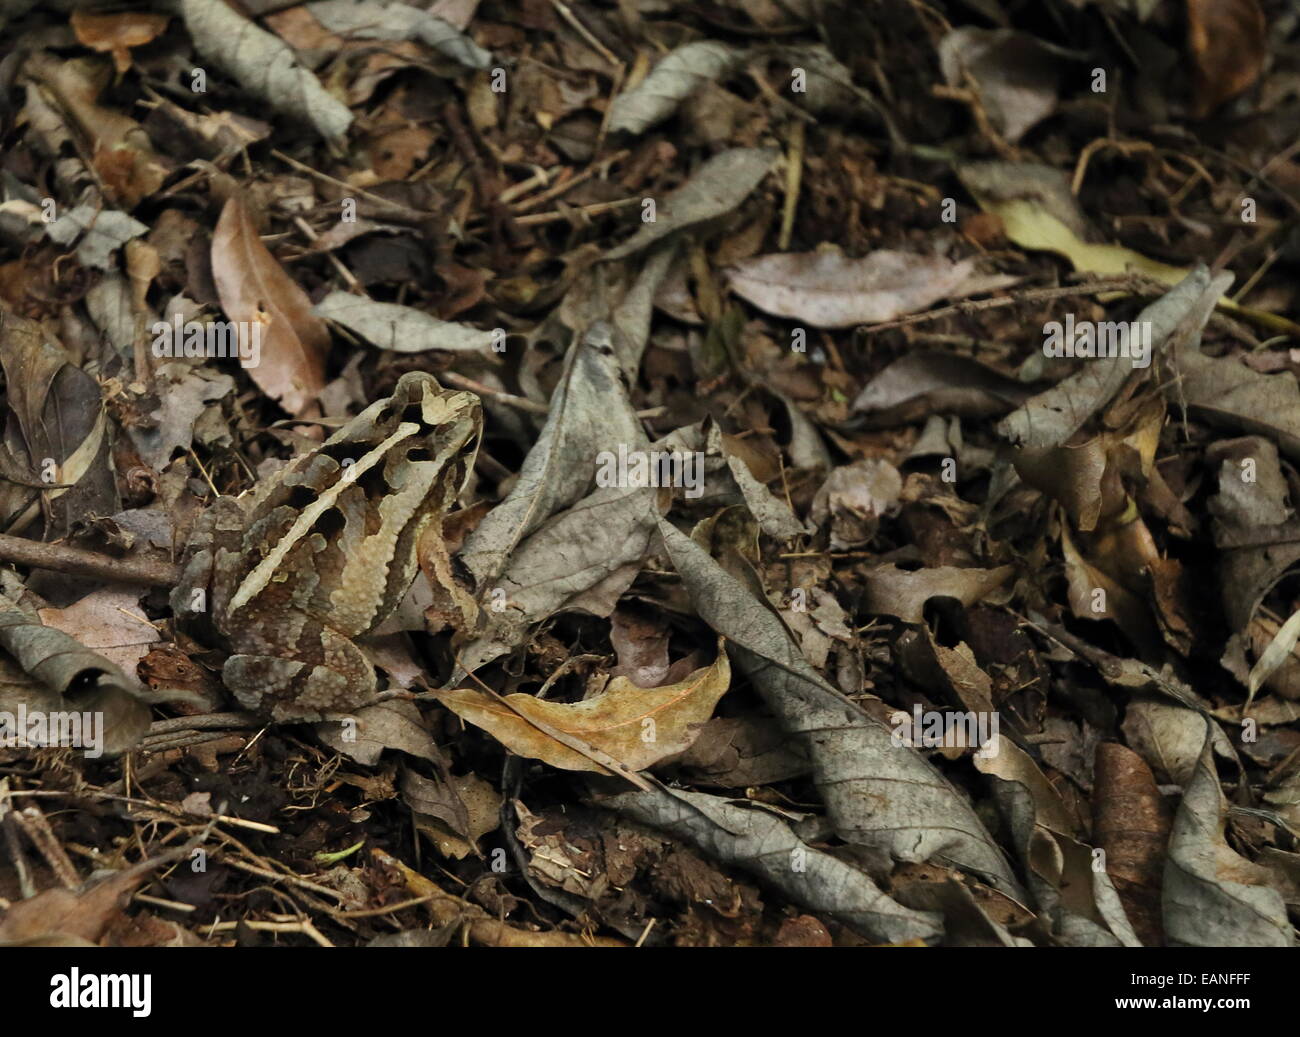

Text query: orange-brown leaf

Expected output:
[437,644,731,775]
[210,196,328,416]
[1186,0,1266,117]
[70,11,170,75]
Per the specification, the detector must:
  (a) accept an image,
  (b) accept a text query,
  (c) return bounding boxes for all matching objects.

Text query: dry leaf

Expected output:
[210,195,328,415]
[726,248,1014,328]
[1186,0,1266,117]
[70,11,170,75]
[437,641,730,774]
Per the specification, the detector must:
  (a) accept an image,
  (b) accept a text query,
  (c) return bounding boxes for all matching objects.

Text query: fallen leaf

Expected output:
[178,0,353,141]
[605,148,778,261]
[605,785,944,944]
[1162,722,1293,945]
[210,195,329,415]
[938,28,1068,143]
[437,640,730,774]
[70,11,170,75]
[726,248,1015,328]
[608,42,743,136]
[314,292,497,354]
[1186,0,1266,117]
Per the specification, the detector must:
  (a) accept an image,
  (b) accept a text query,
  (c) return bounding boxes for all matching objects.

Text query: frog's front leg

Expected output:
[222,626,377,723]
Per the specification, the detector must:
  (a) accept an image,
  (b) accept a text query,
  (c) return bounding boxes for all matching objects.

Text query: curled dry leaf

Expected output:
[1186,0,1266,118]
[726,248,1015,329]
[1162,722,1293,946]
[178,0,353,141]
[70,11,170,75]
[0,592,151,757]
[458,323,646,591]
[210,195,328,416]
[938,28,1066,144]
[810,459,902,550]
[604,148,777,261]
[976,737,1140,945]
[852,350,1034,423]
[437,641,730,775]
[998,267,1227,451]
[1093,742,1170,947]
[608,41,743,136]
[861,563,1014,624]
[307,0,492,69]
[45,207,147,271]
[657,521,1025,899]
[605,785,944,944]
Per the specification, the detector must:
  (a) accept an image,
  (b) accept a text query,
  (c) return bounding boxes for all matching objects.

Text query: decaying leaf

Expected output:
[862,564,1014,623]
[438,642,729,774]
[178,0,353,141]
[726,248,1014,328]
[1186,0,1266,117]
[938,28,1069,143]
[1162,723,1293,946]
[314,292,497,354]
[657,521,1025,898]
[70,11,170,75]
[306,0,491,69]
[605,785,944,944]
[605,148,777,261]
[210,195,329,415]
[0,592,151,757]
[1093,742,1170,947]
[608,42,743,136]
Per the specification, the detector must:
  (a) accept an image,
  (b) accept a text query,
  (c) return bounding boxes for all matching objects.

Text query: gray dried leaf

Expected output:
[179,0,353,141]
[939,28,1068,143]
[862,564,1014,623]
[852,350,1034,423]
[45,206,146,270]
[458,481,664,671]
[608,41,743,136]
[1163,722,1293,946]
[0,593,151,757]
[313,699,440,765]
[459,323,647,591]
[976,737,1139,945]
[1174,337,1300,462]
[727,248,1013,328]
[605,785,943,944]
[605,148,777,261]
[657,521,1025,898]
[998,266,1229,450]
[306,0,491,69]
[707,424,807,539]
[1121,697,1234,787]
[314,292,497,353]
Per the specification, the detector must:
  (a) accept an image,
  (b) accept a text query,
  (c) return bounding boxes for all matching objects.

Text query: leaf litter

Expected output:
[0,0,1298,950]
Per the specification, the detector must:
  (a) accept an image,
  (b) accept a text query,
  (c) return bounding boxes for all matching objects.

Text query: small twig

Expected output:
[860,275,1161,334]
[549,0,620,66]
[779,120,805,251]
[291,215,367,296]
[0,533,180,587]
